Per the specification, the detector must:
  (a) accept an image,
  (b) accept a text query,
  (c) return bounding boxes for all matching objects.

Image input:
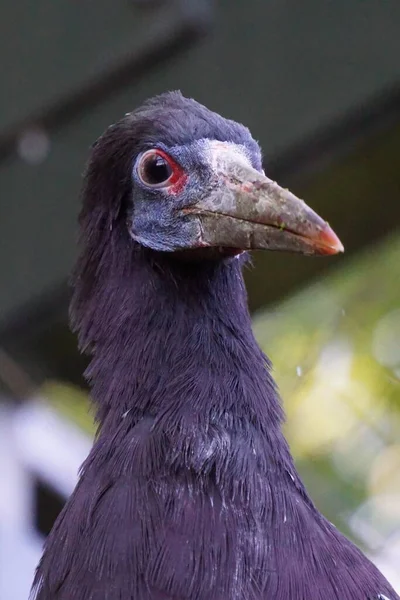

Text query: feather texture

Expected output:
[32,93,399,600]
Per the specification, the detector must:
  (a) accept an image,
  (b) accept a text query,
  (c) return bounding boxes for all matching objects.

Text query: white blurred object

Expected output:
[0,399,91,600]
[17,127,50,165]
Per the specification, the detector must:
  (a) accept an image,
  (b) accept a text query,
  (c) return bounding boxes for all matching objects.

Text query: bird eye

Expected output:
[137,150,176,188]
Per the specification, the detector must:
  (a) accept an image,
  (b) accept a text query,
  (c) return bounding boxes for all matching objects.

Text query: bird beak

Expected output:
[183,147,344,256]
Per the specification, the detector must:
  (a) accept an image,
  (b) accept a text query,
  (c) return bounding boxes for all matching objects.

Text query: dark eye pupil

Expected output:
[143,155,172,185]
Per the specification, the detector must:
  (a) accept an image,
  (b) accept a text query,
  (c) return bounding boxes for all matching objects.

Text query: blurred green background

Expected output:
[0,1,399,597]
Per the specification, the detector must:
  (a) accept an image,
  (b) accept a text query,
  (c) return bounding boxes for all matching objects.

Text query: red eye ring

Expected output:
[136,149,186,192]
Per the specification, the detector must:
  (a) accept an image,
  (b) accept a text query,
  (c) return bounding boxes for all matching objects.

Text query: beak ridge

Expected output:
[184,149,344,256]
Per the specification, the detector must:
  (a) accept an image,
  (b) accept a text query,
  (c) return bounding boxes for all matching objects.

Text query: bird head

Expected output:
[129,137,344,260]
[80,91,343,265]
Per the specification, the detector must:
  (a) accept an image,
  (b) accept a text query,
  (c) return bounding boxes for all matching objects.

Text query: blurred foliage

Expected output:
[246,118,400,312]
[41,379,95,436]
[253,232,400,553]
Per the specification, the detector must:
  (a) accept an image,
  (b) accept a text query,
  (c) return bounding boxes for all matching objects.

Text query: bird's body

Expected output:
[32,92,399,600]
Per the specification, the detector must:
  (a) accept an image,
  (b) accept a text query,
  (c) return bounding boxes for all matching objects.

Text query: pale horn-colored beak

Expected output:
[183,146,344,256]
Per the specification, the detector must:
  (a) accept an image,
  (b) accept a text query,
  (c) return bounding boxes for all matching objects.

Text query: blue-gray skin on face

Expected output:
[128,134,343,256]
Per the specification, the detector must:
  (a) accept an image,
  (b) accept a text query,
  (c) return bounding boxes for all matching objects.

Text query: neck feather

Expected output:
[87,251,281,420]
[72,245,298,480]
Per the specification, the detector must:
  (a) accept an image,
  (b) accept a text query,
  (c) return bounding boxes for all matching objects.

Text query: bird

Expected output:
[31,91,399,600]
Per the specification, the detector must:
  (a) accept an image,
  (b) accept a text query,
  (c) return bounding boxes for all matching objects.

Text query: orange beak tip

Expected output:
[317,224,344,255]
